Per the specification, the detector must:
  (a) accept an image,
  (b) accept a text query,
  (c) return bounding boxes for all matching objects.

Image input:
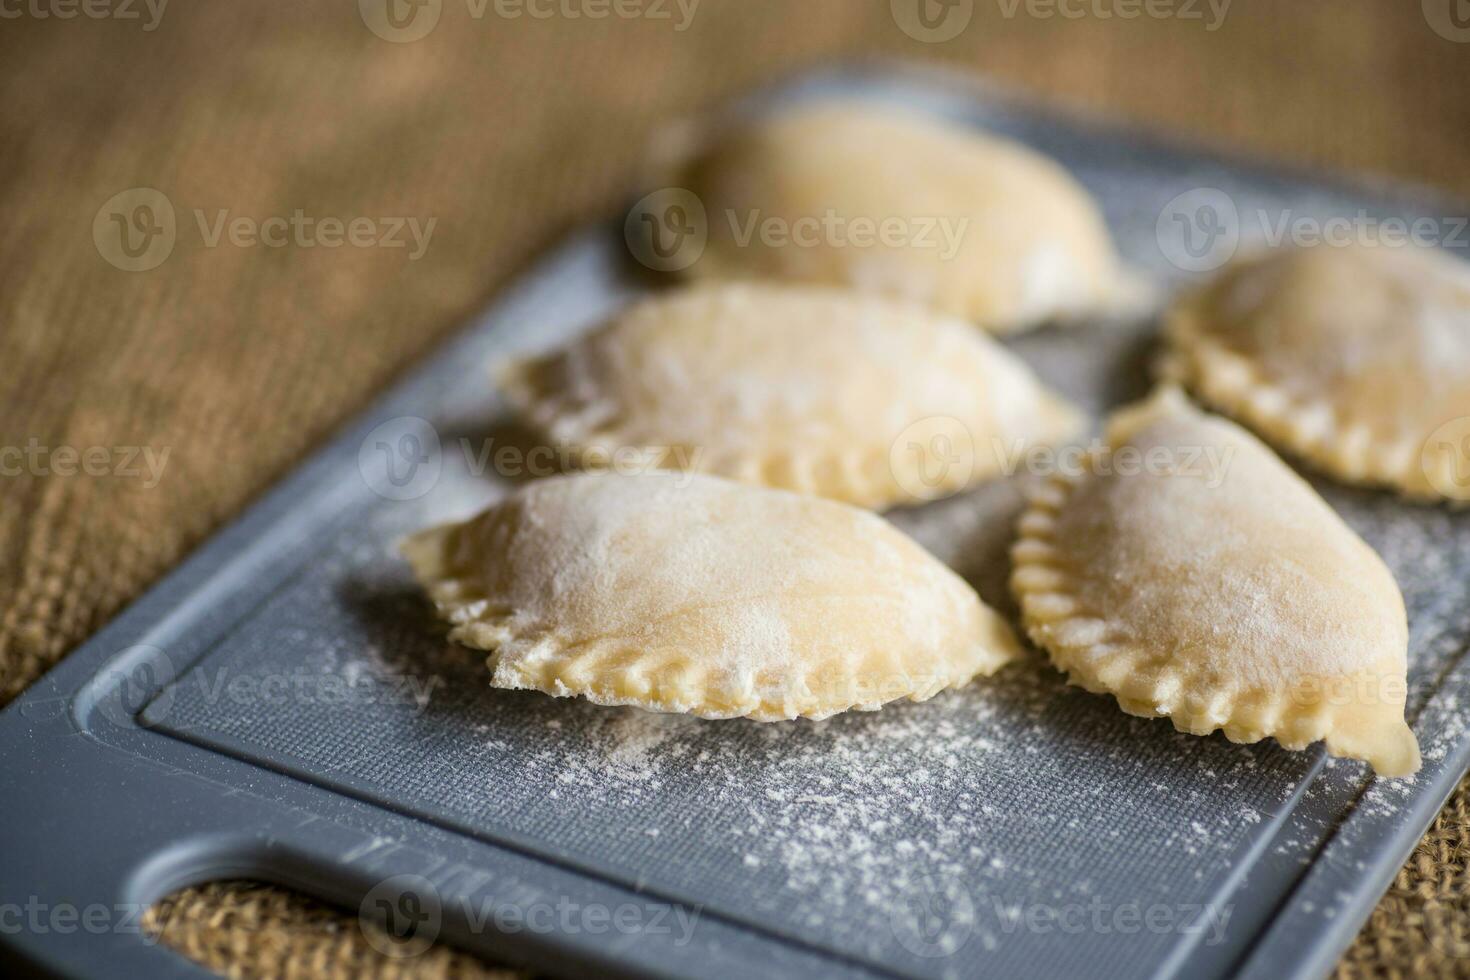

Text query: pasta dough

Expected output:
[498,282,1084,509]
[404,470,1023,720]
[1164,243,1470,501]
[656,101,1134,333]
[1010,387,1420,776]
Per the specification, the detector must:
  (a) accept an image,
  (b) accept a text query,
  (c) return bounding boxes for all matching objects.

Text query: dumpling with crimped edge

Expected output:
[1163,242,1470,501]
[1010,387,1420,776]
[403,470,1023,721]
[497,282,1084,510]
[652,100,1141,333]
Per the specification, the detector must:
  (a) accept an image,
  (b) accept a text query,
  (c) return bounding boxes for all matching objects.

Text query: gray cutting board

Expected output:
[4,63,1470,980]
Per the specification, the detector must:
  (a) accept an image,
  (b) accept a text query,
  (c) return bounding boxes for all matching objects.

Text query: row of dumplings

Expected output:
[405,102,1470,778]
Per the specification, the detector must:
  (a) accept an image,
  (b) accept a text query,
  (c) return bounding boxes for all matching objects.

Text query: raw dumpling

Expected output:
[1164,243,1470,501]
[653,101,1135,333]
[1010,387,1419,776]
[403,471,1023,720]
[498,282,1084,509]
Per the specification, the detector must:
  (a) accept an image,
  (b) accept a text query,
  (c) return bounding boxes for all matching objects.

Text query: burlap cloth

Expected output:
[3,1,1468,976]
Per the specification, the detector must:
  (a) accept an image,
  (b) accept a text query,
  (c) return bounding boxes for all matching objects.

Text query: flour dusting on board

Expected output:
[510,660,1295,959]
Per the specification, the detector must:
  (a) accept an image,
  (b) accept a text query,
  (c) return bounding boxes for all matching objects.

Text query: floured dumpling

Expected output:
[498,282,1084,510]
[403,471,1022,720]
[655,101,1135,333]
[1164,243,1470,501]
[1010,387,1419,776]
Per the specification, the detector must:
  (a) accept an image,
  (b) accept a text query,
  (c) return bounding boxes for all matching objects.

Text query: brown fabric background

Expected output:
[3,1,1468,976]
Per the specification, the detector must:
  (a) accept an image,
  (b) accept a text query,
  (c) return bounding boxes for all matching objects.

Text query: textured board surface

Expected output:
[4,64,1470,980]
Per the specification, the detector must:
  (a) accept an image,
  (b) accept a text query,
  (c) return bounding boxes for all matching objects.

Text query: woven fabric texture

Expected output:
[4,1,1469,976]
